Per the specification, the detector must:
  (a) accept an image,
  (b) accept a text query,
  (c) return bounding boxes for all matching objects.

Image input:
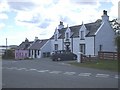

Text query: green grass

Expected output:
[69,60,118,72]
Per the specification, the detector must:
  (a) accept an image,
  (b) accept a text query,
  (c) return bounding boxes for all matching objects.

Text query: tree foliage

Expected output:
[111,19,120,60]
[2,49,15,59]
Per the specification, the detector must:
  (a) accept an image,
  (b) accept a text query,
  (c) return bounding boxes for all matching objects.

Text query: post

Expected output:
[77,52,81,63]
[6,38,8,57]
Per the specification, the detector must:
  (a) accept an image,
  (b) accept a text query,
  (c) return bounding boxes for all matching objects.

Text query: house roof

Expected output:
[85,19,102,37]
[29,39,48,50]
[58,28,67,39]
[70,25,82,38]
[16,41,33,50]
[50,19,102,39]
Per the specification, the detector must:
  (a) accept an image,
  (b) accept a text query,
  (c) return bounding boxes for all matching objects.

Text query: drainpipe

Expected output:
[94,35,95,56]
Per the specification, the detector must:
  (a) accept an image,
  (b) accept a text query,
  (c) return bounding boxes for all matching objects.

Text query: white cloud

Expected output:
[109,0,119,20]
[0,0,118,45]
[0,13,8,19]
[0,23,5,30]
[0,1,10,12]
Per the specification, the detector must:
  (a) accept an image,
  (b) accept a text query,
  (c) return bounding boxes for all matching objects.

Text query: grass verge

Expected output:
[69,60,118,72]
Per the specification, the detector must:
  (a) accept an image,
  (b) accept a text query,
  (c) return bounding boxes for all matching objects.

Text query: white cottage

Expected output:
[50,10,116,60]
[29,38,51,59]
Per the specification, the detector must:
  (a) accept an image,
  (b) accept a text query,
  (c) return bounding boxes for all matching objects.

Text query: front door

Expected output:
[34,50,37,58]
[80,44,86,54]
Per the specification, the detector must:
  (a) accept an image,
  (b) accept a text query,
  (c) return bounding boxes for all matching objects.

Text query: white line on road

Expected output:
[64,72,76,75]
[60,63,71,66]
[78,73,91,77]
[49,71,62,74]
[16,68,27,70]
[115,75,119,79]
[29,69,37,71]
[37,70,49,73]
[96,74,110,78]
[6,67,18,70]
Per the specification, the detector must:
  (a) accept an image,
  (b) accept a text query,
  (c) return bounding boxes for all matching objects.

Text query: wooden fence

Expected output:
[81,54,98,63]
[81,51,119,63]
[98,51,118,60]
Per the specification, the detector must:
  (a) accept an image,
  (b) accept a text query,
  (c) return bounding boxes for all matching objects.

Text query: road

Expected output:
[2,58,119,88]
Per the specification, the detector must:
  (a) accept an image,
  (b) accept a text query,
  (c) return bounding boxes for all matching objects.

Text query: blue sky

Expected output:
[0,0,119,45]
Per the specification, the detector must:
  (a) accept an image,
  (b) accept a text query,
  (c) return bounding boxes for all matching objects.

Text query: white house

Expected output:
[50,10,116,61]
[29,37,51,59]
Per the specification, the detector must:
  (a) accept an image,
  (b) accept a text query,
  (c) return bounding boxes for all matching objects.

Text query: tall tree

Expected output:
[111,19,120,60]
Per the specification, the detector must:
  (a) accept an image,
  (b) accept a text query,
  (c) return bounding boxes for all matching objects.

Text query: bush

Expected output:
[2,49,15,59]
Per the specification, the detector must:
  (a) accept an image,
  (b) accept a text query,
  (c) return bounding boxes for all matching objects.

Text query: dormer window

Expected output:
[80,31,84,40]
[55,34,57,41]
[66,32,69,39]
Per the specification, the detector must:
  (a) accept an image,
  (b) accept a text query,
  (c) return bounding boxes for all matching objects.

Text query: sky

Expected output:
[0,0,119,45]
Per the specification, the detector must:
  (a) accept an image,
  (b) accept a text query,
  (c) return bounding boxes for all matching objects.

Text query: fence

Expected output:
[81,51,119,63]
[81,54,98,63]
[98,51,118,60]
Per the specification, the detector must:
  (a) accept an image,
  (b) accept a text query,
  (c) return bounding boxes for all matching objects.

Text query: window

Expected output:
[99,45,103,51]
[54,44,58,51]
[66,32,69,39]
[55,34,57,41]
[80,31,84,40]
[32,50,33,55]
[29,50,30,57]
[38,50,40,55]
[80,44,85,54]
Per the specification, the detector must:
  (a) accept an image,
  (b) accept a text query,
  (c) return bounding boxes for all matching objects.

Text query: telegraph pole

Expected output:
[6,38,7,57]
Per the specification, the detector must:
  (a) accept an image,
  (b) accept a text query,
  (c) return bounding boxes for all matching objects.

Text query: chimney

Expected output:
[58,21,64,30]
[101,10,109,23]
[34,37,38,41]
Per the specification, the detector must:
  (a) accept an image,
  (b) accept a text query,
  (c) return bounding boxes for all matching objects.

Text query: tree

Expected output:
[111,19,120,60]
[2,49,15,59]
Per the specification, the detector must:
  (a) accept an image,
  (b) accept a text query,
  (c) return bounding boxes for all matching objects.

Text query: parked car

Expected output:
[51,50,77,61]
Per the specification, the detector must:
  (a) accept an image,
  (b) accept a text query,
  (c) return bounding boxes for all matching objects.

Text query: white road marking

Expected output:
[6,67,18,70]
[78,73,91,77]
[29,69,37,71]
[49,71,62,74]
[64,72,76,75]
[16,68,27,70]
[96,74,109,78]
[115,75,119,79]
[37,70,49,73]
[60,63,71,66]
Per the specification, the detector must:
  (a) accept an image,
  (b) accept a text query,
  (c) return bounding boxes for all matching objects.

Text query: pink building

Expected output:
[15,38,33,59]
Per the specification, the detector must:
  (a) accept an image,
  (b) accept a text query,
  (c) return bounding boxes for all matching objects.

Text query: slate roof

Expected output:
[16,41,33,50]
[51,19,102,39]
[58,28,67,39]
[70,25,82,38]
[85,20,102,37]
[29,39,48,50]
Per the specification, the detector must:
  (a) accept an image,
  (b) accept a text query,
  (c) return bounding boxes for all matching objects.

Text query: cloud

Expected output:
[8,1,35,11]
[0,0,118,45]
[0,23,5,30]
[0,13,8,19]
[109,0,119,20]
[0,1,10,12]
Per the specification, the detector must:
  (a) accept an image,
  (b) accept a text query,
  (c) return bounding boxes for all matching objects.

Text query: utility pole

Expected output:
[6,38,7,57]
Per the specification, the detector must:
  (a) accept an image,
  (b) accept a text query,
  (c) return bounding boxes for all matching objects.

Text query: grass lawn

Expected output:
[69,60,118,72]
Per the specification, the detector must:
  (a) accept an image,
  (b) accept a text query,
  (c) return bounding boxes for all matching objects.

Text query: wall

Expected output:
[15,50,29,59]
[85,37,95,55]
[95,22,116,55]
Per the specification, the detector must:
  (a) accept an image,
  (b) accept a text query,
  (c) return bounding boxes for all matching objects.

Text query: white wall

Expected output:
[41,40,52,57]
[73,38,80,55]
[85,37,95,55]
[95,22,116,55]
